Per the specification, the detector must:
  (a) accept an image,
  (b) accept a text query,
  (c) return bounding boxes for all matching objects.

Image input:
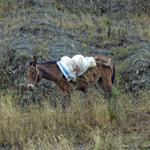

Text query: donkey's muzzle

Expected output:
[27,83,35,91]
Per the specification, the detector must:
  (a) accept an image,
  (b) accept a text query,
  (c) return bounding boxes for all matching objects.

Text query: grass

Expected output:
[112,43,140,60]
[0,1,150,149]
[0,88,149,149]
[60,14,128,47]
[132,14,150,40]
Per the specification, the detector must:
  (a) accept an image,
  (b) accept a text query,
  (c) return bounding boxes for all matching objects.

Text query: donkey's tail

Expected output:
[111,64,115,84]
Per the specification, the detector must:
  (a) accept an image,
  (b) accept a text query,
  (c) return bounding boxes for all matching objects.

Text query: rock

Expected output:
[118,38,150,93]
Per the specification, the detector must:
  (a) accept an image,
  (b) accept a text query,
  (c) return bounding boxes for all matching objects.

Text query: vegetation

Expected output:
[0,0,150,149]
[0,89,149,149]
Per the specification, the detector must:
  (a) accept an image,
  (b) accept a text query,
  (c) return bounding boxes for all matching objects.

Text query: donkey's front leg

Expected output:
[61,91,71,110]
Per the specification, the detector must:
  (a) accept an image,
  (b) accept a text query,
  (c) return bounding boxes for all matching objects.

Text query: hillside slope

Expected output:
[0,1,150,149]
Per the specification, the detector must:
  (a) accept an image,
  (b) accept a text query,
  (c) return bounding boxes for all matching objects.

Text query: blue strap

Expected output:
[57,62,72,80]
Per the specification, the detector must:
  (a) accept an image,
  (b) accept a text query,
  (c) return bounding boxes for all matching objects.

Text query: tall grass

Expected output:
[0,1,150,149]
[0,89,149,149]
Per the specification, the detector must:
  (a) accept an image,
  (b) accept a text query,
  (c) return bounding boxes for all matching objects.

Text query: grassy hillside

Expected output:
[0,0,150,149]
[0,89,149,149]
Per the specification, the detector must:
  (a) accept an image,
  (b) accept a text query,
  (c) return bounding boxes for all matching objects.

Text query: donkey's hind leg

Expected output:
[98,77,112,100]
[103,82,112,100]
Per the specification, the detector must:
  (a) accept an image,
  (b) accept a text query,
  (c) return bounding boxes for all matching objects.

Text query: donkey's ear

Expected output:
[31,56,37,66]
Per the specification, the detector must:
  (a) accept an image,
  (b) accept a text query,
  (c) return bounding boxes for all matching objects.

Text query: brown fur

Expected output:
[27,56,115,98]
[95,63,113,97]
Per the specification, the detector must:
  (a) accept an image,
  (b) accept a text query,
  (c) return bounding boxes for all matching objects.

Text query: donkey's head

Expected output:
[27,56,41,90]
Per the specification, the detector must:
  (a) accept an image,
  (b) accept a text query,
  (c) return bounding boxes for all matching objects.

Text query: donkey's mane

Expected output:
[37,60,57,65]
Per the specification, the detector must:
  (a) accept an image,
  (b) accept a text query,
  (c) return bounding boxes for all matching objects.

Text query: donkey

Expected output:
[27,56,115,98]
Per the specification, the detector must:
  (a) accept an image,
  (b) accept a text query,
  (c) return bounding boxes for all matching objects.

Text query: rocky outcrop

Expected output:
[116,37,150,92]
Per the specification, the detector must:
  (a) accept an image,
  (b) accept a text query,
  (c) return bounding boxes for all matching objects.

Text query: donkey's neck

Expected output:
[37,64,59,82]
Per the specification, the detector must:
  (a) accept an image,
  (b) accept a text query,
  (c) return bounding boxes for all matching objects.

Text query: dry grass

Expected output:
[0,89,149,149]
[0,1,150,149]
